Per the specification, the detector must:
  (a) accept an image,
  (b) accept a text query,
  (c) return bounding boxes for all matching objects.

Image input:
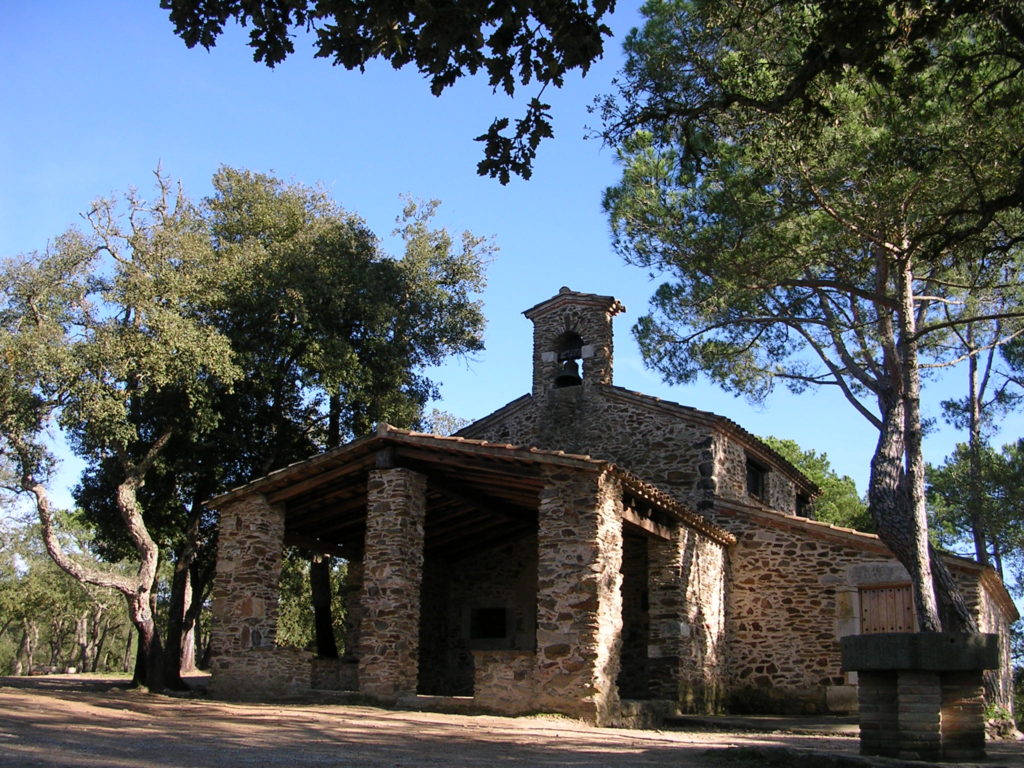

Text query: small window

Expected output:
[860,584,918,633]
[796,492,813,518]
[746,457,767,500]
[470,607,507,640]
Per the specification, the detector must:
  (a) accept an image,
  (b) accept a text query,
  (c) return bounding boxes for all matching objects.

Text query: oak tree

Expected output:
[3,167,490,688]
[0,174,238,688]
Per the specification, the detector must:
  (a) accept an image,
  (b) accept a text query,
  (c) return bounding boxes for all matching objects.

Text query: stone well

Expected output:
[841,632,999,762]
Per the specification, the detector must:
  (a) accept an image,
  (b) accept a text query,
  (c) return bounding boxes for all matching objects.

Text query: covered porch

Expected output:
[207,424,733,724]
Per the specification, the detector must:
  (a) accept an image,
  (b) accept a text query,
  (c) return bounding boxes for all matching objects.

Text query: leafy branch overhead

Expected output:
[160,0,616,182]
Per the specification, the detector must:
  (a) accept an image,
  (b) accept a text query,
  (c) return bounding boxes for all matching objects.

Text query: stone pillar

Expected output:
[209,492,298,696]
[535,468,623,725]
[342,559,364,660]
[842,633,998,762]
[857,671,899,755]
[358,468,426,700]
[897,671,943,760]
[941,672,987,761]
[647,530,684,701]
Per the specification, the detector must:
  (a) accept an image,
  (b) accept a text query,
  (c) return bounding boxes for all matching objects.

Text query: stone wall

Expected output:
[473,650,538,714]
[648,525,728,712]
[311,657,358,691]
[956,570,1015,712]
[463,387,800,520]
[535,468,623,725]
[210,492,310,697]
[712,514,876,713]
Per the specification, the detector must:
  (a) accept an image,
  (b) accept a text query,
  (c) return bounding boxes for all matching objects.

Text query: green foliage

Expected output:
[68,167,490,558]
[160,0,616,182]
[927,440,1024,593]
[761,437,872,531]
[276,549,347,653]
[0,516,131,675]
[603,0,1024,408]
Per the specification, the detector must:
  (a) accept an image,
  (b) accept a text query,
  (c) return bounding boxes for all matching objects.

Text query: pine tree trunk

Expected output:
[866,260,976,633]
[867,261,941,631]
[966,341,989,565]
[869,395,942,631]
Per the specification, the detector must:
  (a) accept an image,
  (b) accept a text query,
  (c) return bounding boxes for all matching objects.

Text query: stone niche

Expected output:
[841,632,999,762]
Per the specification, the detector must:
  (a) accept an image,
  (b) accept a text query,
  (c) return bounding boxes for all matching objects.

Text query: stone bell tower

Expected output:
[523,287,626,400]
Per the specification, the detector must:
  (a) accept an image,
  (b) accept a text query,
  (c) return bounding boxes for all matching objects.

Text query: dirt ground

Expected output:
[0,675,1018,768]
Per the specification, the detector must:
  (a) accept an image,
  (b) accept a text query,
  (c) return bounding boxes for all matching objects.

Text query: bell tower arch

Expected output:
[523,287,625,399]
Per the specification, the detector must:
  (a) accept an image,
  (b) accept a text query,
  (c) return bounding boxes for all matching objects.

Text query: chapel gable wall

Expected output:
[463,390,802,519]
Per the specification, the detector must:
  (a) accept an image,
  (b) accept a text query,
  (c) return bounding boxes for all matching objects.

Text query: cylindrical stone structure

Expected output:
[358,467,427,700]
[842,632,999,762]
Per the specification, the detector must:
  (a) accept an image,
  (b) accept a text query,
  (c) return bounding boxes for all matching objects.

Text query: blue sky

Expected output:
[2,1,1022,521]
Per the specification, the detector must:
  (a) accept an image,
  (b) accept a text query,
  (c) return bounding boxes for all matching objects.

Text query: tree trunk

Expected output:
[26,464,167,689]
[13,620,38,675]
[75,612,90,671]
[965,337,990,565]
[179,569,196,674]
[867,262,942,630]
[91,611,114,673]
[122,628,134,673]
[869,396,942,631]
[310,555,339,658]
[47,617,68,669]
[162,557,192,690]
[866,260,975,633]
[128,588,165,691]
[184,564,206,670]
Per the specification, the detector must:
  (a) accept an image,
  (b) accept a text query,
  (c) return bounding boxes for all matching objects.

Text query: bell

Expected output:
[554,359,582,388]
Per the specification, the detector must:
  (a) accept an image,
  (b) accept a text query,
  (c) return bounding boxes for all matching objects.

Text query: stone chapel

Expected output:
[207,287,1017,726]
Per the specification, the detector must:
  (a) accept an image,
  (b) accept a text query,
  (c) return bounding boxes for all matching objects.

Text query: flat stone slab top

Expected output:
[841,632,999,672]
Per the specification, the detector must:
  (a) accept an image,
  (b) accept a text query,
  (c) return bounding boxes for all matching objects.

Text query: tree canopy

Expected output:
[602,0,1024,631]
[928,440,1024,594]
[1,175,236,687]
[160,0,617,183]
